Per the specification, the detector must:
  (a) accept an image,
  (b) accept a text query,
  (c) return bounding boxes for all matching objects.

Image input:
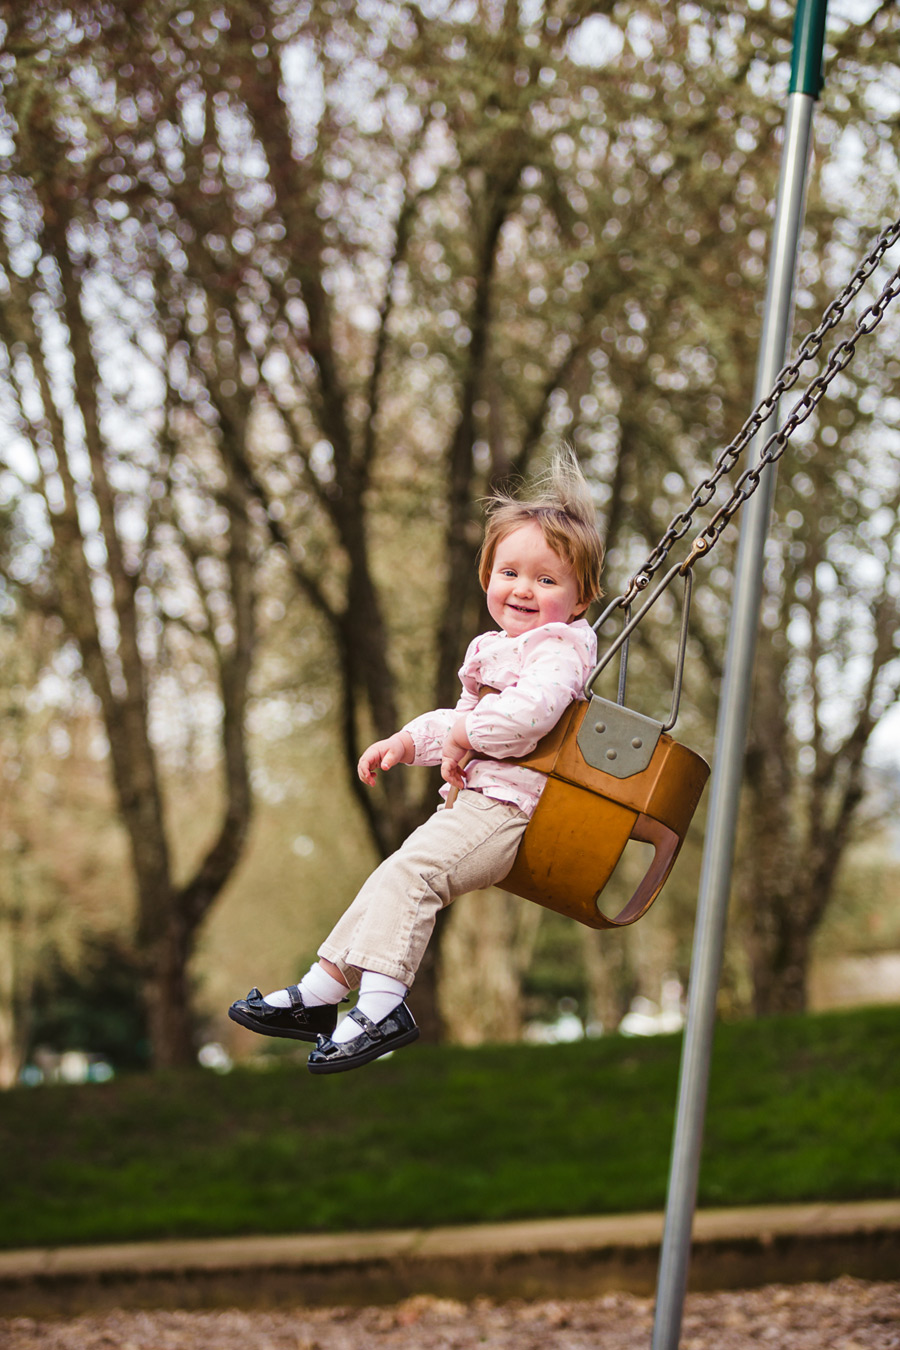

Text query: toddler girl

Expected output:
[228,450,604,1073]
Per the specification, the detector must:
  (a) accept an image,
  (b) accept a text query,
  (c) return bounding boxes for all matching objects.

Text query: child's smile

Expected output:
[486,522,586,637]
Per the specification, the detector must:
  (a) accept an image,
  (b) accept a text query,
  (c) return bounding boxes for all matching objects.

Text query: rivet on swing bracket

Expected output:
[577,696,662,779]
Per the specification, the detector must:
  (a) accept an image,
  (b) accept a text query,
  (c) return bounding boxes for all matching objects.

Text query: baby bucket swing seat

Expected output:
[499,582,709,930]
[491,568,710,930]
[457,214,900,931]
[502,715,709,929]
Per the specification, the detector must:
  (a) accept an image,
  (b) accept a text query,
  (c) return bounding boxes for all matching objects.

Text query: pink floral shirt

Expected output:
[403,619,597,817]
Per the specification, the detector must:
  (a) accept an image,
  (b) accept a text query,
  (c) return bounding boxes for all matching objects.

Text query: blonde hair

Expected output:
[478,448,604,607]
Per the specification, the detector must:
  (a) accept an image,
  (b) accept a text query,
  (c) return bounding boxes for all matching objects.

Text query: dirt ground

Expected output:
[1,1278,898,1350]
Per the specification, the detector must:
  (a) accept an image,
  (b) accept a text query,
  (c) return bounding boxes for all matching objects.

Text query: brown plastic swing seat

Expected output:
[499,696,710,930]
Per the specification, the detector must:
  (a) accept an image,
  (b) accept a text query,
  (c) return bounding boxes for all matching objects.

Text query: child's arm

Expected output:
[400,691,481,768]
[357,730,415,786]
[464,626,596,761]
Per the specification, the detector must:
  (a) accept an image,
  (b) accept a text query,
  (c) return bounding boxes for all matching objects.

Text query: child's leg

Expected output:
[308,791,527,1073]
[318,791,527,990]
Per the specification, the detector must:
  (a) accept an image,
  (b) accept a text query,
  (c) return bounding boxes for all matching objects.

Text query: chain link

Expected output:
[619,217,900,606]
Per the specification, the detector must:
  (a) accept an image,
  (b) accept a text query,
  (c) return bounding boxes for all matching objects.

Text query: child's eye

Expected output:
[539,575,557,586]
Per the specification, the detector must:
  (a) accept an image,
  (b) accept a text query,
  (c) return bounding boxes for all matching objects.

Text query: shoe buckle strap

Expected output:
[347,1007,378,1036]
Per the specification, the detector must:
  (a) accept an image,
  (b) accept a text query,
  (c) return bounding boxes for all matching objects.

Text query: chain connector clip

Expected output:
[680,535,711,574]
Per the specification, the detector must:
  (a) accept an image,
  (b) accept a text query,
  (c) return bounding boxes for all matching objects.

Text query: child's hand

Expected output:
[358,732,414,786]
[441,750,469,791]
[440,719,472,791]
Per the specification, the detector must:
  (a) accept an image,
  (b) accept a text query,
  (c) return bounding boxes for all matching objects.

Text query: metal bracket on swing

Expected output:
[576,566,695,780]
[576,700,662,779]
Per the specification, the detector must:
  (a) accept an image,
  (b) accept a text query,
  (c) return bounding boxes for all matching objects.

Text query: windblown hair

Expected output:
[478,448,604,608]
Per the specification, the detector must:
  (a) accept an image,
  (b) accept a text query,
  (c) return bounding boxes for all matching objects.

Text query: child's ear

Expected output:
[570,601,589,621]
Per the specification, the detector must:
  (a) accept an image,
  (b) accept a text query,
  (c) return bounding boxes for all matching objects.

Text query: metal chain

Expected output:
[619,217,900,607]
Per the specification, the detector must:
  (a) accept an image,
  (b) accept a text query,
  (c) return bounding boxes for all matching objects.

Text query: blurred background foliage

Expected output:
[0,0,898,1080]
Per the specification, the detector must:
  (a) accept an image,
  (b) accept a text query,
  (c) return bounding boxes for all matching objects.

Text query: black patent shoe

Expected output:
[307,1002,419,1075]
[228,985,339,1043]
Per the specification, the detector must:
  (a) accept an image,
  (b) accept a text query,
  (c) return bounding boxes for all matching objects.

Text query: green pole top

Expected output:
[790,0,828,98]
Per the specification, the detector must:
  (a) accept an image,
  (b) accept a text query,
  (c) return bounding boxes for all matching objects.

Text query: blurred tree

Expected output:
[28,933,150,1071]
[54,0,809,1036]
[718,6,900,1013]
[0,7,261,1066]
[0,599,130,1084]
[0,0,898,1050]
[737,272,900,1012]
[0,607,67,1087]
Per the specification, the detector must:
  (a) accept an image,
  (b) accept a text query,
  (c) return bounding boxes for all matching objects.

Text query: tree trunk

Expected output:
[580,927,636,1035]
[749,923,813,1016]
[437,890,541,1044]
[0,909,21,1089]
[740,626,881,1017]
[142,912,197,1069]
[411,912,449,1044]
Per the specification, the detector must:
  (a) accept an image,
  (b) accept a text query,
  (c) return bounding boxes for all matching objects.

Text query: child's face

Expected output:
[486,522,586,637]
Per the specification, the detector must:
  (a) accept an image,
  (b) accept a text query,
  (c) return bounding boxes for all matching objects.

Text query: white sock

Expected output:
[264,963,348,1009]
[331,971,408,1045]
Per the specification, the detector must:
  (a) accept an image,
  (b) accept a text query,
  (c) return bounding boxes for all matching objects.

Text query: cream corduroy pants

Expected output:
[318,789,528,989]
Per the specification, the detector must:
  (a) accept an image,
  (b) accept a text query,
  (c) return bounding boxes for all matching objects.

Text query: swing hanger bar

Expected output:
[588,565,693,730]
[591,564,682,681]
[616,214,900,609]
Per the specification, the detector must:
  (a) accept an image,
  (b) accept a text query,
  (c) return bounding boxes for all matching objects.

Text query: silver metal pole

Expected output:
[650,88,819,1350]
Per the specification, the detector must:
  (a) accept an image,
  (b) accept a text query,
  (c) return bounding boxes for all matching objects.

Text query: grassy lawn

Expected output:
[1,1005,898,1251]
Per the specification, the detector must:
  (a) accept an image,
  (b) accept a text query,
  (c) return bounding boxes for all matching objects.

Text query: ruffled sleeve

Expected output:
[464,621,595,760]
[401,634,486,765]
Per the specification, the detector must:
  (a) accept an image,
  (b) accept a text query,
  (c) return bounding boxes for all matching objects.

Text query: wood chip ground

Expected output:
[1,1277,898,1348]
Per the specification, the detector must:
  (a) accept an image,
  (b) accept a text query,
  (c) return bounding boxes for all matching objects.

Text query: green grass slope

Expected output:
[2,1005,897,1250]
